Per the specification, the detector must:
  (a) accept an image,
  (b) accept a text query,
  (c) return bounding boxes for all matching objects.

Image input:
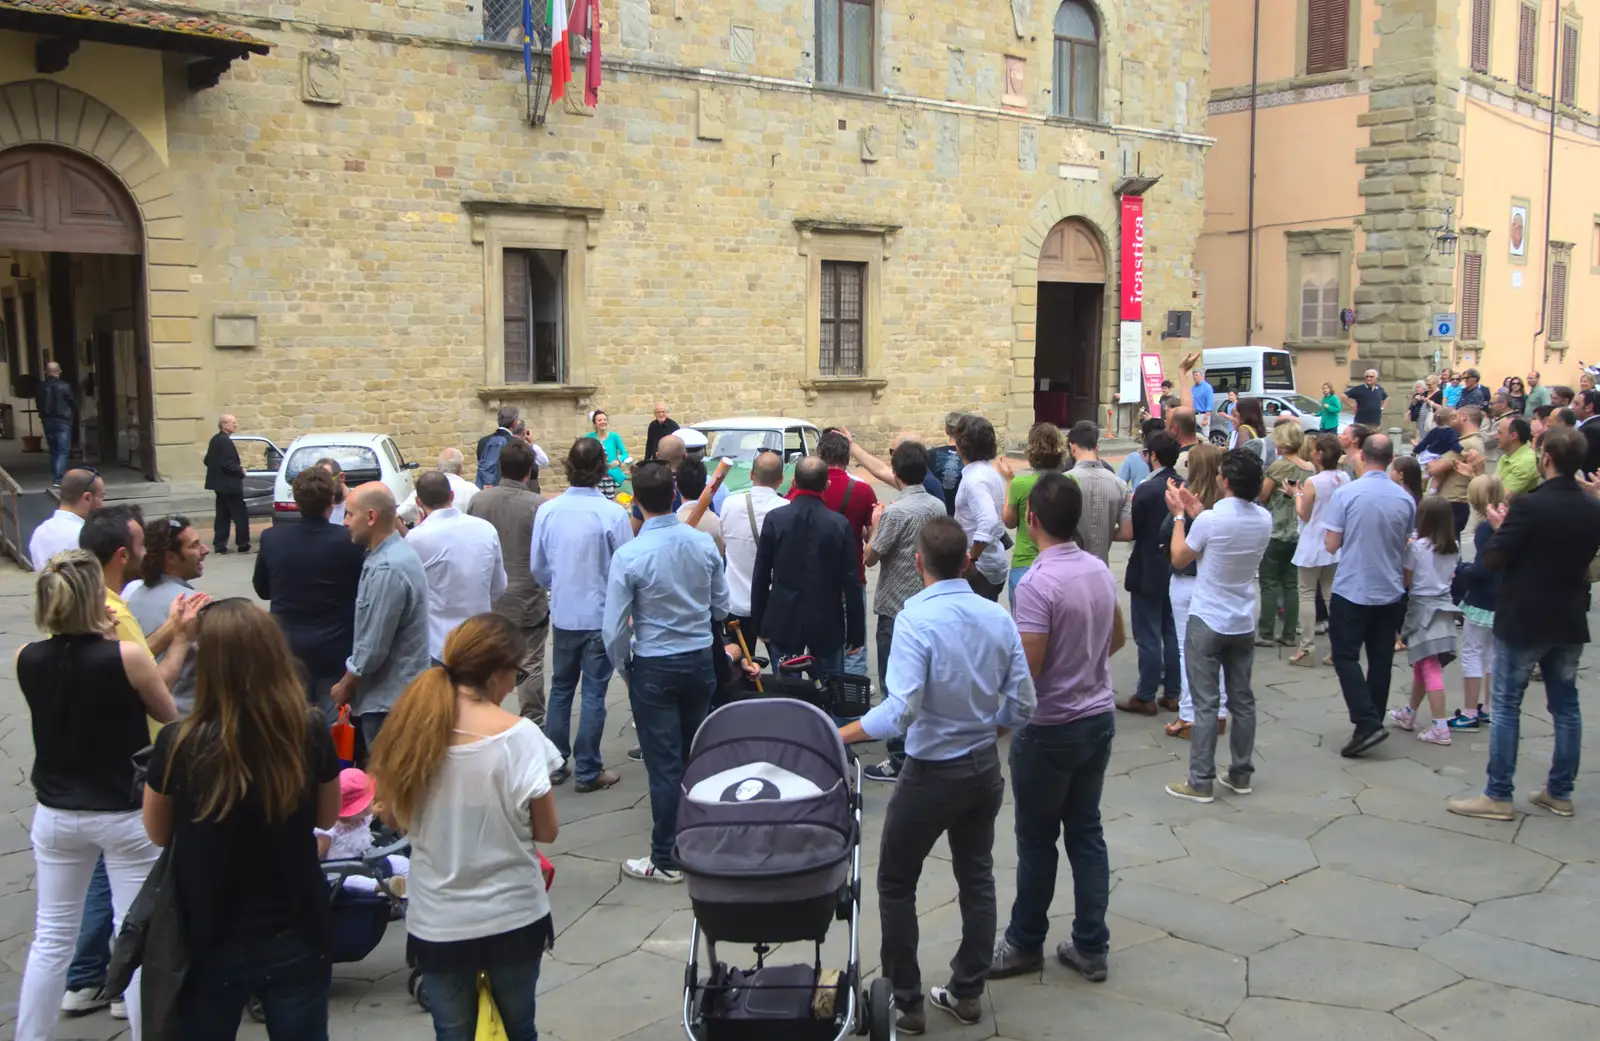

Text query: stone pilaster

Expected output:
[1352,0,1464,421]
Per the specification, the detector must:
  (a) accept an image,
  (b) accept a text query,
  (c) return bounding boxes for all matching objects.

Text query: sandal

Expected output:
[1322,654,1334,666]
[1164,720,1192,740]
[1288,650,1315,667]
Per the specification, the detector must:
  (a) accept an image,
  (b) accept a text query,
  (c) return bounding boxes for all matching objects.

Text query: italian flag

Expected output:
[549,0,572,101]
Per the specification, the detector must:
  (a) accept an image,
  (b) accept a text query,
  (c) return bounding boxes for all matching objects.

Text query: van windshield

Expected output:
[284,445,381,484]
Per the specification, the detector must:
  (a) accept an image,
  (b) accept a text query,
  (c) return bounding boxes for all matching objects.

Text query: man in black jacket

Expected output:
[1448,427,1600,822]
[35,360,75,485]
[253,466,367,718]
[203,414,249,553]
[751,457,865,673]
[1123,430,1182,714]
[644,401,679,462]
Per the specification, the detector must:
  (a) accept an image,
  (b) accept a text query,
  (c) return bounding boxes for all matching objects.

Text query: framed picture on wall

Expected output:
[1509,203,1529,257]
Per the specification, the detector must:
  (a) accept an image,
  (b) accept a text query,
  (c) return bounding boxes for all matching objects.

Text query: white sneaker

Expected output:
[623,856,683,884]
[60,988,109,1015]
[110,998,128,1020]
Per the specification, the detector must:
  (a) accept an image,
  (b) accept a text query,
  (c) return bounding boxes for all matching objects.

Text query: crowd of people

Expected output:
[12,374,1600,1039]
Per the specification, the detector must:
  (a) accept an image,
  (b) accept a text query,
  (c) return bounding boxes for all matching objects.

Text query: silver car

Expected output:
[1207,392,1352,445]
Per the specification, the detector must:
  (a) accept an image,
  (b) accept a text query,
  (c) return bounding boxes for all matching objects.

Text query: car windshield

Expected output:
[700,429,783,461]
[1280,394,1326,413]
[284,445,381,483]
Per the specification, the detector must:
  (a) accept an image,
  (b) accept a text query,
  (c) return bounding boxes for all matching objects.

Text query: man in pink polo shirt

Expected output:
[987,472,1123,985]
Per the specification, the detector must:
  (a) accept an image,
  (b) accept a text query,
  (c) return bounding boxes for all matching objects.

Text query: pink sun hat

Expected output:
[339,768,375,817]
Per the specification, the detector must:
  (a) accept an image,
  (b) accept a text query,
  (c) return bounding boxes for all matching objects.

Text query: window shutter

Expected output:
[502,251,532,383]
[1306,0,1349,75]
[1518,4,1537,90]
[1460,251,1483,341]
[1471,0,1491,73]
[1561,23,1578,104]
[1550,260,1568,341]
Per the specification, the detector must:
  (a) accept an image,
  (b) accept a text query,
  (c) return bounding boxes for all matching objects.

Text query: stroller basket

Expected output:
[823,674,872,718]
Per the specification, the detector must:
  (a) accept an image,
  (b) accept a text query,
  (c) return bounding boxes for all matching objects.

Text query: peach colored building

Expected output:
[1199,0,1600,412]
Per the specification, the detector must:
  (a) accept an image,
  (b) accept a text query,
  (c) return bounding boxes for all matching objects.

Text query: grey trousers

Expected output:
[515,619,551,726]
[1185,615,1258,793]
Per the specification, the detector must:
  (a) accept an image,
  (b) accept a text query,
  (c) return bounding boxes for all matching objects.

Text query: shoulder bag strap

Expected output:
[840,479,854,512]
[745,492,759,541]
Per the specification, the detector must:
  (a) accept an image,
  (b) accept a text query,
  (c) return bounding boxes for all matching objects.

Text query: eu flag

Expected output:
[522,0,534,81]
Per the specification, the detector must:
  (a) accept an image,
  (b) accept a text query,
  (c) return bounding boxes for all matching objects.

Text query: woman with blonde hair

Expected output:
[1003,421,1067,602]
[369,613,561,1041]
[15,551,176,1041]
[1256,423,1314,648]
[1160,443,1230,739]
[143,598,340,1039]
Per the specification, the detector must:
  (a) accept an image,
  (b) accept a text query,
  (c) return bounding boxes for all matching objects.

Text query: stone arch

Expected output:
[1007,182,1121,437]
[0,78,200,478]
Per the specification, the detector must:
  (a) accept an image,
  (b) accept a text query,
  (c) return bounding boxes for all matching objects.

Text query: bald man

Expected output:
[333,482,431,750]
[36,359,76,485]
[631,432,725,530]
[203,413,250,553]
[645,400,680,462]
[399,447,479,524]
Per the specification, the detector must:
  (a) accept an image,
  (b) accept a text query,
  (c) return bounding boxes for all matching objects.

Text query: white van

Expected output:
[1200,347,1297,396]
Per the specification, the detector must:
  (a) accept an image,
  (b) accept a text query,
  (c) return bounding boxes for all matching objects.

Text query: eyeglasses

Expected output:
[166,515,191,531]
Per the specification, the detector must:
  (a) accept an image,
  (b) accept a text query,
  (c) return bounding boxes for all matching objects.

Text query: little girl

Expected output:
[1389,497,1462,744]
[318,767,410,894]
[1447,475,1503,731]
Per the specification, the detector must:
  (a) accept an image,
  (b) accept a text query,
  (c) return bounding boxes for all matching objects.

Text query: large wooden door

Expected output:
[1036,219,1107,427]
[0,147,142,255]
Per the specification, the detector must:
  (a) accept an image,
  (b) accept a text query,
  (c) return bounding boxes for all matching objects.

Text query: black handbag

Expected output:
[106,844,190,1041]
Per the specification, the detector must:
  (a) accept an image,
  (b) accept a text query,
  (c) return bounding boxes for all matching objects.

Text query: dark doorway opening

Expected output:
[1034,281,1103,428]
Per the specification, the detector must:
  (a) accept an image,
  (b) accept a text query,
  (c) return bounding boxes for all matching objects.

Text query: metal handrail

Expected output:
[0,464,24,570]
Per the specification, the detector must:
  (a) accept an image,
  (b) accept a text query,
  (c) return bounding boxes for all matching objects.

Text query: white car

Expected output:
[271,432,419,523]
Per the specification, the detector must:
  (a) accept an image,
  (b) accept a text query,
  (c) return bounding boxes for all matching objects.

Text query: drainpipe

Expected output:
[1244,0,1261,345]
[1532,7,1560,358]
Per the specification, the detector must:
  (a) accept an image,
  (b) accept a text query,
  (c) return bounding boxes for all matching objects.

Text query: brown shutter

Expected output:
[1471,0,1491,73]
[1460,251,1483,341]
[1306,0,1344,75]
[502,250,531,383]
[1561,23,1579,104]
[1550,260,1568,341]
[1518,4,1538,90]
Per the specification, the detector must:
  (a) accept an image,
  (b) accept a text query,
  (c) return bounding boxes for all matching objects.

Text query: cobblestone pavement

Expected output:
[0,546,1596,1040]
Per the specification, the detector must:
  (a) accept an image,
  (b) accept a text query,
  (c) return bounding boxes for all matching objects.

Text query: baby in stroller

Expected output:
[317,768,410,896]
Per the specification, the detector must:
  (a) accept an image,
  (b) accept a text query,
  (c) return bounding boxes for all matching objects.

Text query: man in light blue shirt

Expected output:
[1189,367,1216,435]
[604,461,729,886]
[1323,434,1416,758]
[531,438,633,792]
[838,516,1034,1035]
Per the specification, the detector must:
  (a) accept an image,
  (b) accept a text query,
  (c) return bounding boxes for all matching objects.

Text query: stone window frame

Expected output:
[1516,0,1541,92]
[795,220,897,401]
[1297,0,1359,78]
[1470,0,1494,75]
[1590,213,1600,274]
[1283,228,1355,356]
[467,200,602,402]
[1546,239,1573,355]
[1558,8,1582,108]
[1457,226,1490,354]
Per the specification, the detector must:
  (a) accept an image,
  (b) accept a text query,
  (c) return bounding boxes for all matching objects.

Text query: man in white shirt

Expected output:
[399,448,480,525]
[719,451,789,634]
[1162,449,1272,804]
[29,468,104,571]
[952,416,1010,601]
[405,471,507,660]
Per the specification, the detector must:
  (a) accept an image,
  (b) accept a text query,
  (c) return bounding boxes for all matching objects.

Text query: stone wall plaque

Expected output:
[1003,56,1027,111]
[975,118,999,159]
[1010,0,1031,38]
[860,124,881,163]
[946,48,969,101]
[1018,125,1037,171]
[697,89,726,141]
[213,315,258,350]
[730,24,755,64]
[300,49,342,106]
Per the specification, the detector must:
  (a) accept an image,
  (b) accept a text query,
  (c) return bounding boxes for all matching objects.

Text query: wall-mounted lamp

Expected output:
[1427,206,1459,258]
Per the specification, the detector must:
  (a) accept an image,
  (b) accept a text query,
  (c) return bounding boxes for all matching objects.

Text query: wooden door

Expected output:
[0,147,142,255]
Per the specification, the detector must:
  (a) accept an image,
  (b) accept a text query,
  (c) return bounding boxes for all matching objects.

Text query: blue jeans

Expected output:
[421,957,543,1041]
[172,932,330,1041]
[630,649,716,868]
[43,420,71,484]
[1486,640,1583,802]
[1008,566,1028,609]
[1004,713,1115,957]
[546,628,613,783]
[65,857,112,991]
[1130,591,1180,703]
[875,614,904,767]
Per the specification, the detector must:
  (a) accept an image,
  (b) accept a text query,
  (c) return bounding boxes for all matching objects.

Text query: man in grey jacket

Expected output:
[331,482,431,752]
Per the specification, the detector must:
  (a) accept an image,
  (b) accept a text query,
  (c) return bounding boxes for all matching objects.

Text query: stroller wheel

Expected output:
[867,977,895,1041]
[408,967,430,1012]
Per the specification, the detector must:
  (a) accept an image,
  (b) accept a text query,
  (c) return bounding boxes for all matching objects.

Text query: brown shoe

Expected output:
[575,770,621,794]
[1157,697,1180,712]
[1116,697,1158,717]
[1164,720,1192,740]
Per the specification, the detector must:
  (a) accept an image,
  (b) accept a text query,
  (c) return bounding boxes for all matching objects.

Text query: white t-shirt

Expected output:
[405,719,563,943]
[1405,537,1458,599]
[29,510,84,571]
[1185,496,1273,636]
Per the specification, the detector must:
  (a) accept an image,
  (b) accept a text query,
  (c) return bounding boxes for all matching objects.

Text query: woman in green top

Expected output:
[1318,381,1342,431]
[585,409,633,492]
[1002,422,1066,607]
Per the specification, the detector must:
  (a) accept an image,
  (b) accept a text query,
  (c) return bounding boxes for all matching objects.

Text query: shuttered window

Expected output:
[1298,253,1342,340]
[1471,0,1491,73]
[1549,259,1569,341]
[503,248,565,384]
[819,261,865,377]
[1560,22,1579,104]
[1460,251,1483,341]
[1306,0,1351,75]
[1517,3,1537,90]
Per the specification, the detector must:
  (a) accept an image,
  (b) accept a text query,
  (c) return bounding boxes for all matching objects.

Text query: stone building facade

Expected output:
[0,0,1211,483]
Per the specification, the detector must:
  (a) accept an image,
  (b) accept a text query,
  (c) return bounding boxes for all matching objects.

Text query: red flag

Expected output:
[584,0,603,108]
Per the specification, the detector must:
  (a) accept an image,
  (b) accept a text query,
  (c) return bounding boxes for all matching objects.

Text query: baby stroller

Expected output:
[676,697,894,1041]
[714,653,874,722]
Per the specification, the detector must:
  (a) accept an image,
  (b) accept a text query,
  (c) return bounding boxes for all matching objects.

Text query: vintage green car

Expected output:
[618,416,820,503]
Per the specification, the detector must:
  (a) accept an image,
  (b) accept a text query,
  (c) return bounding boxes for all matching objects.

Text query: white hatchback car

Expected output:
[271,432,418,523]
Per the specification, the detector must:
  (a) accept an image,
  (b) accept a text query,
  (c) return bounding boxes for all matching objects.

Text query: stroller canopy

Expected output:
[675,698,853,882]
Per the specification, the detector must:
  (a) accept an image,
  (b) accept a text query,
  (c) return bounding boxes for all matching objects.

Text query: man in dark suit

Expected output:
[751,457,865,674]
[253,466,367,718]
[1123,430,1182,714]
[1574,389,1600,474]
[203,414,249,553]
[1448,427,1600,823]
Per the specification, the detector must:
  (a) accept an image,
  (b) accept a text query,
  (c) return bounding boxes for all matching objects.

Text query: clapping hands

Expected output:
[1164,478,1200,519]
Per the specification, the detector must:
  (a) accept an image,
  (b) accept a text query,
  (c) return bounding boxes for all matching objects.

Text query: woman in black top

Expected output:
[143,599,340,1040]
[15,550,176,1040]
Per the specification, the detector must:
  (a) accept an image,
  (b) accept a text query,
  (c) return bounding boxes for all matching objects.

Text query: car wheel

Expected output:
[1208,429,1230,447]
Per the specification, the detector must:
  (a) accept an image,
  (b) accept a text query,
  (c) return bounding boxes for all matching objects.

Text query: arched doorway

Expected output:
[1034,218,1106,427]
[0,145,154,478]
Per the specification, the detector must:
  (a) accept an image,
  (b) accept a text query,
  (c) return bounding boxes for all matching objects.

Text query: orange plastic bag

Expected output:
[332,705,356,767]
